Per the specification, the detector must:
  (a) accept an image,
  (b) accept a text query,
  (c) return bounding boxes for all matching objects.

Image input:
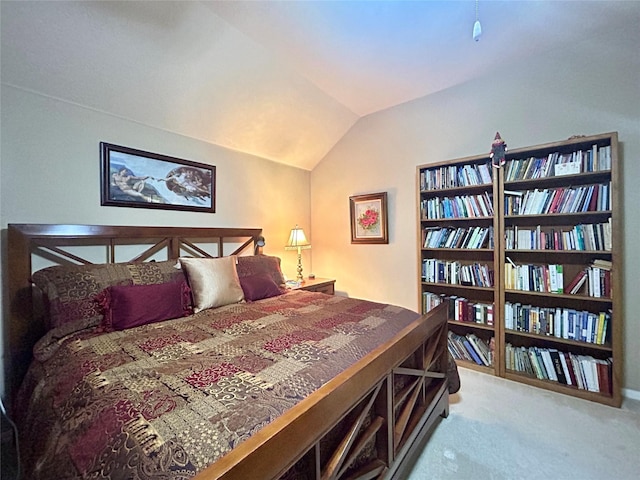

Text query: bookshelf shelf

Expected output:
[450,321,495,332]
[504,290,612,303]
[422,283,494,292]
[423,248,494,253]
[504,211,611,219]
[504,330,612,352]
[504,211,612,227]
[505,171,611,190]
[457,361,494,374]
[421,218,494,227]
[506,250,611,255]
[418,132,622,407]
[504,371,614,404]
[419,184,491,195]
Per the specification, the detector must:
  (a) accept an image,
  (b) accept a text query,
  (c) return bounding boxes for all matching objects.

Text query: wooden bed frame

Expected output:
[5,224,449,480]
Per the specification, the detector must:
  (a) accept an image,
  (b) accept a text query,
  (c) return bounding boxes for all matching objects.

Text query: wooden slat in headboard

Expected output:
[4,224,263,407]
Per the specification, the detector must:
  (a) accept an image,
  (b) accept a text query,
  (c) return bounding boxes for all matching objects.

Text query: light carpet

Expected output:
[407,368,640,480]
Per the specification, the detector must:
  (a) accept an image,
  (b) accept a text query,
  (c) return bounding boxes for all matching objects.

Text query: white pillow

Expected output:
[179,256,244,312]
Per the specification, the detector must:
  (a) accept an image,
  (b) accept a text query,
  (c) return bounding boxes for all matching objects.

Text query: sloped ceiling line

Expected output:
[1,1,638,170]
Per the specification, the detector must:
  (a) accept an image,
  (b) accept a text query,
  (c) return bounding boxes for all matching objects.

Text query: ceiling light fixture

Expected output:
[473,0,482,42]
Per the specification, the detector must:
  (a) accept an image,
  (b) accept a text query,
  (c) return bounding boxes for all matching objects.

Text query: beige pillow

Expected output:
[179,257,244,312]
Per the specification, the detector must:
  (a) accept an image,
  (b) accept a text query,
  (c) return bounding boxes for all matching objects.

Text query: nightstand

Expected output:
[294,278,335,295]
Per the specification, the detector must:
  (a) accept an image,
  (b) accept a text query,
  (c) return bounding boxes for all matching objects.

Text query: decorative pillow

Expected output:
[99,281,192,331]
[180,256,244,312]
[31,259,186,330]
[240,273,285,301]
[236,255,286,287]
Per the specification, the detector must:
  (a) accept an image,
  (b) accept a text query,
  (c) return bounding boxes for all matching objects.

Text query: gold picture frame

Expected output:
[349,192,389,244]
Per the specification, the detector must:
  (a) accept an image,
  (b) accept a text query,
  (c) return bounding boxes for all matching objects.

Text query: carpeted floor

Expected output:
[407,368,640,480]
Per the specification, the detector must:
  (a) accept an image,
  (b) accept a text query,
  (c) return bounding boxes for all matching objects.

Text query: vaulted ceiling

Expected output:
[2,1,638,170]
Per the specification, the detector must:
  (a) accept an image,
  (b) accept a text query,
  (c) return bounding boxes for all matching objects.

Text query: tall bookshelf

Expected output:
[417,155,500,376]
[417,132,622,407]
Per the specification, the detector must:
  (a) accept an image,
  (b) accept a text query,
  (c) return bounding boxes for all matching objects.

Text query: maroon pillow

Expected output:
[31,259,187,331]
[240,273,285,301]
[236,255,286,287]
[100,281,192,331]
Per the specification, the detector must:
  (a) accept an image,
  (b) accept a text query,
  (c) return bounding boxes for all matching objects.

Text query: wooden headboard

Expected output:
[4,224,263,405]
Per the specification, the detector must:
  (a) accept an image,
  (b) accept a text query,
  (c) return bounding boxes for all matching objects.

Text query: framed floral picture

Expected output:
[349,192,388,244]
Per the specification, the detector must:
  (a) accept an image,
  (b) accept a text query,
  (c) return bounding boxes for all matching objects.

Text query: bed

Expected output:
[5,224,451,480]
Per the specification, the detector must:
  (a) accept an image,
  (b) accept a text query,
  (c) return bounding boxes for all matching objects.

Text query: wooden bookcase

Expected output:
[417,132,622,407]
[417,155,500,376]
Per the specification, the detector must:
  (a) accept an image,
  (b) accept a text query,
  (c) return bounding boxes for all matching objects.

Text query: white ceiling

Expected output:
[2,1,639,170]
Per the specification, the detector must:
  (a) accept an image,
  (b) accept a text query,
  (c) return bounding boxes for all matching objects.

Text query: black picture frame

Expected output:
[100,142,216,213]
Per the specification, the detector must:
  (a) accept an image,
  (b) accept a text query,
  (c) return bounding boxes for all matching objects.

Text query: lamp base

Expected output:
[296,252,305,283]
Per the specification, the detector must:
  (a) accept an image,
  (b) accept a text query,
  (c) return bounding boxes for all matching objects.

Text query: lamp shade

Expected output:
[285,225,311,250]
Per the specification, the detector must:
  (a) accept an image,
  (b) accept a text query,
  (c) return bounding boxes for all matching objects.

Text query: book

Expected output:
[526,348,537,376]
[563,352,578,386]
[549,265,558,293]
[597,312,609,345]
[463,339,484,365]
[591,267,601,298]
[549,349,567,384]
[567,269,588,294]
[555,160,581,176]
[474,304,483,324]
[555,264,564,293]
[528,349,543,379]
[468,334,492,366]
[540,349,558,381]
[487,303,494,326]
[581,356,599,392]
[570,354,585,390]
[448,332,472,361]
[529,347,543,378]
[596,359,612,395]
[558,351,573,386]
[591,258,612,270]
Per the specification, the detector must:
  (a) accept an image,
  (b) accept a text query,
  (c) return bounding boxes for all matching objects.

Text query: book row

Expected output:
[450,297,494,325]
[565,262,612,298]
[420,193,494,220]
[422,259,494,287]
[504,302,610,345]
[505,344,612,394]
[419,162,492,191]
[448,331,494,367]
[504,182,610,216]
[504,221,611,251]
[504,145,612,182]
[422,292,494,326]
[422,226,494,249]
[504,262,564,294]
[422,292,446,314]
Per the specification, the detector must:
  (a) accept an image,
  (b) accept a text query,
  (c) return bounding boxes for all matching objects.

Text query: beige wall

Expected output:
[0,85,311,395]
[1,42,638,401]
[310,48,640,394]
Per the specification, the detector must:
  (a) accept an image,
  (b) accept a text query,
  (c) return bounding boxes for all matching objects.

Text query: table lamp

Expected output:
[285,225,311,282]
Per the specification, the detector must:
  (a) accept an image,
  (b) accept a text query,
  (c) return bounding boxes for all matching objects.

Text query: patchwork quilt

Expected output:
[16,291,420,479]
